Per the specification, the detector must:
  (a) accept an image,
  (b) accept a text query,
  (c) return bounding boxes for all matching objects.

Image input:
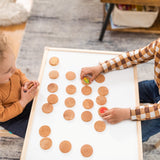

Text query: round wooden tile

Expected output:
[95,74,105,83]
[96,96,107,105]
[63,110,75,120]
[39,125,51,137]
[47,94,58,104]
[47,83,58,93]
[66,71,76,80]
[81,76,91,85]
[81,144,93,157]
[65,97,76,108]
[59,140,72,153]
[81,86,92,95]
[40,137,52,150]
[49,57,59,66]
[42,103,53,113]
[98,86,109,96]
[81,111,92,122]
[66,85,76,94]
[98,107,108,116]
[94,120,106,132]
[83,99,94,109]
[49,70,59,79]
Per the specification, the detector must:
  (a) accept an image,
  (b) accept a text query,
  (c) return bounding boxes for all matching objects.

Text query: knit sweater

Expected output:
[101,38,160,121]
[0,69,29,122]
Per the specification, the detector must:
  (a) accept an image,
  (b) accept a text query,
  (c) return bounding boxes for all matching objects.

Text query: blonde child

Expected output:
[0,33,39,138]
[81,38,160,142]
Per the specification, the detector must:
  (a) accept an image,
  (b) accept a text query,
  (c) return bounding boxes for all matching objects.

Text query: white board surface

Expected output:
[21,48,142,160]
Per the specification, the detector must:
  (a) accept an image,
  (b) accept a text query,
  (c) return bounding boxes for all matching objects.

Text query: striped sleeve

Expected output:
[101,40,156,73]
[153,38,160,88]
[130,104,160,121]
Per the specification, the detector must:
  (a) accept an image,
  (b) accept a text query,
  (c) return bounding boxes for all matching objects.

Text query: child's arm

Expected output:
[101,39,157,73]
[19,82,39,107]
[0,100,24,122]
[130,103,160,121]
[81,65,103,82]
[101,108,130,124]
[16,69,30,85]
[23,81,39,92]
[0,82,39,122]
[81,39,160,84]
[101,103,160,124]
[17,69,39,92]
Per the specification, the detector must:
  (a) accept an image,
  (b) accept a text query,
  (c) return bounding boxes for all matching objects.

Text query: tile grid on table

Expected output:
[38,56,110,158]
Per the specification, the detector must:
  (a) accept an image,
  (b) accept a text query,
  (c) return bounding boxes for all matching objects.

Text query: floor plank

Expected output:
[0,136,23,160]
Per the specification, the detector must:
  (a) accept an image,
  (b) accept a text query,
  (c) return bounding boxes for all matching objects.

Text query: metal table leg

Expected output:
[99,3,114,41]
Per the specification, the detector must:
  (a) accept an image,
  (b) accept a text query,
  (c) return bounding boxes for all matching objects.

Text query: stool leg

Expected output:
[99,3,114,41]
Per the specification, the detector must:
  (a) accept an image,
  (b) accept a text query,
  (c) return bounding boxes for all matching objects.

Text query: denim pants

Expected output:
[139,80,160,142]
[0,101,33,138]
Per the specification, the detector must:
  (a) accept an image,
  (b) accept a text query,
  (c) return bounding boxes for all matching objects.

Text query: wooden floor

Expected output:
[0,0,33,137]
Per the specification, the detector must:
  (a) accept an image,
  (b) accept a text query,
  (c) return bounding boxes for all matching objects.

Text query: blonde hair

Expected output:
[0,32,9,62]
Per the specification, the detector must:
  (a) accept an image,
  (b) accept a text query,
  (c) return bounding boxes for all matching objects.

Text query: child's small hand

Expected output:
[80,65,103,83]
[23,81,39,92]
[101,108,130,124]
[20,81,39,108]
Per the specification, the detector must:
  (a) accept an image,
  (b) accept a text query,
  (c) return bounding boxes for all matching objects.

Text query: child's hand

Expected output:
[23,81,39,92]
[20,81,39,108]
[101,108,130,124]
[80,65,103,83]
